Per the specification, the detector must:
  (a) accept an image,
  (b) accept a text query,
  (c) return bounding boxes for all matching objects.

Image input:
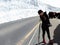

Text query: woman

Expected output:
[38,10,52,44]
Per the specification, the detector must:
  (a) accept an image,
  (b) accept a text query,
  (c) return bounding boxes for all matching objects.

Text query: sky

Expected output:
[40,0,60,8]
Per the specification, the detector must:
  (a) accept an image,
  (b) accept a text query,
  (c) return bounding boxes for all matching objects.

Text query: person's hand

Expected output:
[48,24,52,27]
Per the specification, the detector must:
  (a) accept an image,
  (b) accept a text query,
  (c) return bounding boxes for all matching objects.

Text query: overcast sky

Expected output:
[40,0,60,8]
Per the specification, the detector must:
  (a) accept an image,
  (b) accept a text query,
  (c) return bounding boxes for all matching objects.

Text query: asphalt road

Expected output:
[0,16,40,45]
[0,16,60,45]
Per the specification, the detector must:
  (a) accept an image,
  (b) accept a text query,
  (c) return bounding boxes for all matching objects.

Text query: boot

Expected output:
[41,38,46,44]
[49,40,53,44]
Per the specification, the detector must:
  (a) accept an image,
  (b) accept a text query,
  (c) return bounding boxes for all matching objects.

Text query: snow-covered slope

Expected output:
[0,0,39,24]
[0,0,60,24]
[38,2,60,12]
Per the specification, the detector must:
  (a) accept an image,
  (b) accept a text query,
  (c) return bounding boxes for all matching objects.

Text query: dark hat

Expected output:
[38,10,43,14]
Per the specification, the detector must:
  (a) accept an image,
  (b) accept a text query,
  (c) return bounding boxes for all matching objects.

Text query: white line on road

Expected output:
[28,23,40,45]
[16,21,40,45]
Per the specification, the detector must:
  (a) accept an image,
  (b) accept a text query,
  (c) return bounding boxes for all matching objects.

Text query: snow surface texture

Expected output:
[0,0,60,24]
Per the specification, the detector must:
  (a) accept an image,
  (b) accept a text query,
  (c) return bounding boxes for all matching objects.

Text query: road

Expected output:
[0,16,60,45]
[0,16,40,45]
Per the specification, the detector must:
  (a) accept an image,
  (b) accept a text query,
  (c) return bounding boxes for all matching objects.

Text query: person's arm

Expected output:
[46,14,52,26]
[44,12,51,24]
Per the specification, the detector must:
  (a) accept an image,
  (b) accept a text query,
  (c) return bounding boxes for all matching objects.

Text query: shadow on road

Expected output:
[53,24,60,45]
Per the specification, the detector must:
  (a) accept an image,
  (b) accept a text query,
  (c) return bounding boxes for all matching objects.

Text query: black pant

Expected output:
[42,24,51,40]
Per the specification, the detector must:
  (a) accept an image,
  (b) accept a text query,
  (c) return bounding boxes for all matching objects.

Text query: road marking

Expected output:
[16,21,40,45]
[28,21,41,45]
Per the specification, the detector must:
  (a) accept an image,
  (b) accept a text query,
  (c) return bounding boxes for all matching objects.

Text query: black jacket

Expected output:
[40,12,50,26]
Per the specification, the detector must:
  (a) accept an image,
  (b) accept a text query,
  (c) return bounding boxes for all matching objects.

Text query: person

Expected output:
[38,10,52,44]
